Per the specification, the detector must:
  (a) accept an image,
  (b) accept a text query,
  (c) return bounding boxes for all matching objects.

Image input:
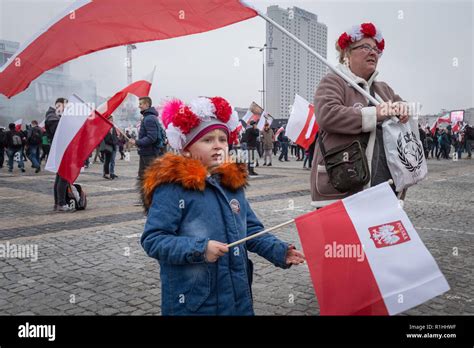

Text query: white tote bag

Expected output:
[382,116,428,192]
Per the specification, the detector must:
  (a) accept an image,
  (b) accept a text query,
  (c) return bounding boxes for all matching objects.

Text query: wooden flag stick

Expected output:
[226,219,295,248]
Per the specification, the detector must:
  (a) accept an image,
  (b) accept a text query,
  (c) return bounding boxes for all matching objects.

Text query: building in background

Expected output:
[0,39,97,125]
[265,6,327,119]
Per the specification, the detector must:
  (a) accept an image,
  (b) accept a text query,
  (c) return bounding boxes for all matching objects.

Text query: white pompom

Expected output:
[166,123,186,150]
[190,97,215,121]
[374,30,383,43]
[349,25,363,42]
[226,109,240,131]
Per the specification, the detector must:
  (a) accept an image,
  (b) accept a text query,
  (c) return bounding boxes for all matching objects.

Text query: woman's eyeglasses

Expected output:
[351,44,382,55]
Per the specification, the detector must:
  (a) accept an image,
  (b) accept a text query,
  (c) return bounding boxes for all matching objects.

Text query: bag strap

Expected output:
[318,131,327,157]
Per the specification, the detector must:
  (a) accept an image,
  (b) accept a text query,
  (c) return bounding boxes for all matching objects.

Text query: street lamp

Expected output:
[126,44,137,85]
[248,44,277,109]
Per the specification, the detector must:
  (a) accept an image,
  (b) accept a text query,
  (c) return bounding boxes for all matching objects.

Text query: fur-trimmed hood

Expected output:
[141,153,248,210]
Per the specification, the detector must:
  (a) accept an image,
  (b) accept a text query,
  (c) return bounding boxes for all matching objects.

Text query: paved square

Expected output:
[0,153,472,315]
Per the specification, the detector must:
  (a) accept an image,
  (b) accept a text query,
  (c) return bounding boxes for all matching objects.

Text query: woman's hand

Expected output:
[375,102,391,122]
[393,102,410,124]
[204,240,229,263]
[285,244,305,265]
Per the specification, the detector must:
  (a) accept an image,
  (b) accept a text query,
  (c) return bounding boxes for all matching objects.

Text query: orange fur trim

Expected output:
[141,153,248,210]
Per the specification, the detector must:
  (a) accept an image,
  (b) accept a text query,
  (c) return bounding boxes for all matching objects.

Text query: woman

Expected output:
[261,122,274,166]
[310,23,409,207]
[100,126,118,179]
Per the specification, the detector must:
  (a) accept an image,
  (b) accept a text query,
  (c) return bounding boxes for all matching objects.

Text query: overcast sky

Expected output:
[0,0,473,115]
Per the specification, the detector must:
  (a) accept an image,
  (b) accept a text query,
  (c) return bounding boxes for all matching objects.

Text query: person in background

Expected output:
[5,123,26,173]
[0,127,6,169]
[26,120,43,173]
[45,97,72,212]
[261,122,274,166]
[128,97,164,179]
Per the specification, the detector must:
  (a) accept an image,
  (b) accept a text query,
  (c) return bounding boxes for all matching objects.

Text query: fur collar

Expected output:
[336,63,379,89]
[141,153,248,210]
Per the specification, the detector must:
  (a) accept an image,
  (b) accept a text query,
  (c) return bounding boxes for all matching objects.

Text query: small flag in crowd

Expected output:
[14,118,23,131]
[430,113,451,135]
[286,94,318,150]
[257,111,273,131]
[294,182,450,315]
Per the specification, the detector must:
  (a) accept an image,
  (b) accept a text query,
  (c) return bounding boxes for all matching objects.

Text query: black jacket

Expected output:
[45,106,61,141]
[136,107,163,156]
[244,127,259,149]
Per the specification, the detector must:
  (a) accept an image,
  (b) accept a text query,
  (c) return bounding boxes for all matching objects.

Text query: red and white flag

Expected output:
[430,113,451,135]
[14,119,23,131]
[274,126,285,138]
[45,94,112,183]
[257,111,273,131]
[241,109,259,126]
[45,71,154,183]
[0,0,257,98]
[295,182,450,315]
[286,94,318,150]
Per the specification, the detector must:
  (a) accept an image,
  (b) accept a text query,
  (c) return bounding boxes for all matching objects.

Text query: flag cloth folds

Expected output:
[286,94,318,150]
[45,94,112,184]
[294,182,450,315]
[0,0,257,98]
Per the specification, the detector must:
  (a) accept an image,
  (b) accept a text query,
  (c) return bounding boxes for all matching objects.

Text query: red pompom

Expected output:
[172,106,200,135]
[361,23,376,37]
[338,32,352,50]
[210,97,232,123]
[377,38,385,51]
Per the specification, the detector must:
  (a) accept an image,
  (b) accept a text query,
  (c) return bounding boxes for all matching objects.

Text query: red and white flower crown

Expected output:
[337,22,385,52]
[160,96,240,150]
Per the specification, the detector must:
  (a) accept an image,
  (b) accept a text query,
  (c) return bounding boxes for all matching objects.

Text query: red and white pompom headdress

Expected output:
[160,96,240,150]
[337,22,385,52]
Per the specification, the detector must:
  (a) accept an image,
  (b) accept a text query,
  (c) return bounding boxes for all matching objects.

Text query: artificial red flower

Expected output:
[172,106,200,134]
[210,97,232,123]
[360,23,376,37]
[377,38,385,51]
[338,32,352,50]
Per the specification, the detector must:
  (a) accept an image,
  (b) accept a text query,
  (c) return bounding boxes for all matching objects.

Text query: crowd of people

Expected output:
[418,124,473,160]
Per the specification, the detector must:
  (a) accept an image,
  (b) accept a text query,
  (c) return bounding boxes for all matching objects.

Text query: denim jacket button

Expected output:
[194,251,201,257]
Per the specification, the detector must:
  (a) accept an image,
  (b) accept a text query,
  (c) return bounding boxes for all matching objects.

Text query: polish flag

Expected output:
[257,111,273,131]
[430,113,451,135]
[45,71,154,183]
[295,182,450,315]
[241,109,259,126]
[45,94,112,183]
[14,119,23,131]
[0,0,257,98]
[286,95,318,150]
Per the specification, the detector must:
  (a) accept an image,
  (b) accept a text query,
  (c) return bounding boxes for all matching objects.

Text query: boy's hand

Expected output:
[285,244,305,265]
[205,240,229,263]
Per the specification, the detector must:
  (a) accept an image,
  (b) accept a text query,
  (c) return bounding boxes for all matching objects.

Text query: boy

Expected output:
[140,96,305,315]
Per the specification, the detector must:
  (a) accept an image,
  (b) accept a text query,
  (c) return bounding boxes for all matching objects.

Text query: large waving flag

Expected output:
[295,182,449,315]
[45,94,112,183]
[14,119,23,131]
[0,0,257,98]
[286,94,318,150]
[45,72,154,183]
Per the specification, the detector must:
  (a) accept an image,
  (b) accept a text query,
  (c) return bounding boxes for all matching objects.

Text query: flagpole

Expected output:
[254,11,380,106]
[226,219,295,248]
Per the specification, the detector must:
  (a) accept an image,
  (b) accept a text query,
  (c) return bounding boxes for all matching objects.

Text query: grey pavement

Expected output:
[0,151,472,315]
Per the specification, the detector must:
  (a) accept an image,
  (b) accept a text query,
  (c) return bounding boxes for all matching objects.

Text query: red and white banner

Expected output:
[430,113,451,135]
[0,0,257,98]
[45,72,154,183]
[257,111,273,131]
[295,182,449,315]
[241,109,259,126]
[286,94,318,150]
[14,119,23,131]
